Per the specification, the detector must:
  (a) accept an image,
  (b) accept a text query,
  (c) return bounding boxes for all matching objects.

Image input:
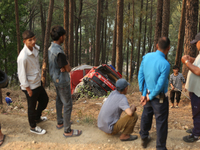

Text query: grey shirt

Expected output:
[97,90,130,133]
[169,73,185,91]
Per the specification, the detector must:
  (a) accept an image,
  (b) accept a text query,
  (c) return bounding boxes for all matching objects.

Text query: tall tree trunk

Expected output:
[142,0,148,56]
[153,0,163,51]
[64,0,69,55]
[148,0,153,52]
[100,0,104,64]
[40,0,45,50]
[68,0,74,66]
[103,0,108,65]
[14,0,21,55]
[175,0,186,67]
[75,0,83,66]
[126,3,130,80]
[116,0,124,74]
[161,0,170,37]
[94,0,101,66]
[111,9,117,68]
[41,0,54,87]
[182,0,199,79]
[129,0,135,82]
[79,21,82,65]
[136,0,143,76]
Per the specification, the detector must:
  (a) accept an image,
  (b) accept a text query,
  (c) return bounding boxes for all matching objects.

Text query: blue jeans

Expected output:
[56,85,72,133]
[140,97,169,150]
[189,92,200,136]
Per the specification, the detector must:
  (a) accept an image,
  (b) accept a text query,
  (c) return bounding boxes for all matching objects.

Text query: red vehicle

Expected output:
[73,64,122,97]
[70,65,93,94]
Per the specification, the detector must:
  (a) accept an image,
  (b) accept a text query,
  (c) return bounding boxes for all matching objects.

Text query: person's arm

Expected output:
[64,61,71,72]
[169,75,174,89]
[17,58,32,97]
[148,63,170,100]
[182,55,200,76]
[189,56,196,63]
[125,104,136,116]
[57,53,71,72]
[138,57,147,97]
[9,98,12,103]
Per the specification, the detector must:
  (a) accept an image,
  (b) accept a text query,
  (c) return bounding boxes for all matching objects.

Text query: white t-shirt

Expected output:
[185,53,200,97]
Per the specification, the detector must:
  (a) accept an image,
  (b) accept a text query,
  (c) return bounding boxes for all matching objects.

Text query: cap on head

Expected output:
[190,32,200,44]
[116,78,130,91]
[22,30,35,40]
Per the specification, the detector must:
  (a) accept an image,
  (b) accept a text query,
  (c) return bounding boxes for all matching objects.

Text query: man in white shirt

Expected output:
[17,30,49,135]
[181,32,200,142]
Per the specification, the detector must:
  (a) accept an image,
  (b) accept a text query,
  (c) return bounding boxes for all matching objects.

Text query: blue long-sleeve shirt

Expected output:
[138,50,170,100]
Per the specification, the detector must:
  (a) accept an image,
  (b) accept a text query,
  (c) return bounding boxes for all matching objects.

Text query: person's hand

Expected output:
[26,88,32,97]
[181,55,189,64]
[184,87,187,92]
[140,96,147,106]
[60,67,65,72]
[146,94,150,102]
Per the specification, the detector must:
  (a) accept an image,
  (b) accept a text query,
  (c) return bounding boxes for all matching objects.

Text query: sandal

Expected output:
[0,135,6,146]
[63,129,82,138]
[56,124,64,129]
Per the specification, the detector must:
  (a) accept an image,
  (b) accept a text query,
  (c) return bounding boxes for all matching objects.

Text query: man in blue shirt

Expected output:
[138,37,170,150]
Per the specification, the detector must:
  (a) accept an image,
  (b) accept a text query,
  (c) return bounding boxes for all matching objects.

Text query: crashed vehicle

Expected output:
[72,64,122,99]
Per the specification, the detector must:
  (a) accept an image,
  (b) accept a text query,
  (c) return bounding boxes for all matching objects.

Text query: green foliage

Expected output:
[0,0,28,78]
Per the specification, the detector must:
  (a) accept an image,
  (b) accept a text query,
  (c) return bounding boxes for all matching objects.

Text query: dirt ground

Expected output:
[0,87,200,150]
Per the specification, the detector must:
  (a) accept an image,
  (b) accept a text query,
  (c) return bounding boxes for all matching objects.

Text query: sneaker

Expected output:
[186,128,193,134]
[183,134,199,143]
[175,106,179,108]
[141,136,151,148]
[35,116,47,123]
[30,126,46,135]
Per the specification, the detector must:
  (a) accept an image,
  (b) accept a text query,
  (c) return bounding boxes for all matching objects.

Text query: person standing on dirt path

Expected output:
[48,25,82,138]
[169,65,186,108]
[17,30,49,135]
[138,37,170,149]
[181,32,200,143]
[98,78,138,141]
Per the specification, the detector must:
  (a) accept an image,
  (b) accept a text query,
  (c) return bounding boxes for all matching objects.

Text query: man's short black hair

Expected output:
[158,37,170,50]
[6,92,10,96]
[50,25,66,41]
[173,65,179,70]
[22,30,35,40]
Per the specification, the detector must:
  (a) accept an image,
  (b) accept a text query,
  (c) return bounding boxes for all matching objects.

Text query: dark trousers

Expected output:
[140,97,169,150]
[170,90,181,104]
[23,85,49,128]
[189,92,200,136]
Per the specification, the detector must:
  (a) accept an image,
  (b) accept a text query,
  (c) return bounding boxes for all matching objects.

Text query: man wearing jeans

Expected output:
[17,30,49,134]
[138,37,171,150]
[181,32,200,142]
[48,25,82,137]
